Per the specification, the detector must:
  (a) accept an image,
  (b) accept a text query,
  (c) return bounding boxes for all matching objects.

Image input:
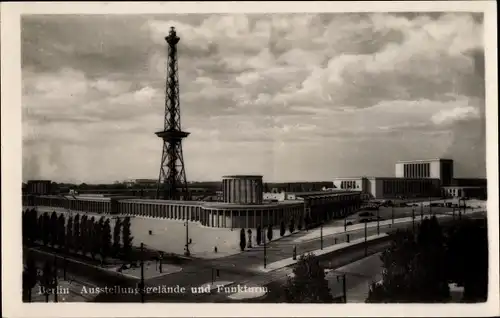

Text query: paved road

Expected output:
[327,252,383,302]
[91,210,483,302]
[93,239,391,303]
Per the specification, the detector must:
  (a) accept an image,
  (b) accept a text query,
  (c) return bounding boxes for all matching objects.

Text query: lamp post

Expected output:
[53,254,58,303]
[364,221,367,256]
[320,221,323,250]
[59,194,72,218]
[139,242,145,303]
[391,205,394,225]
[429,196,432,216]
[184,219,191,257]
[263,228,267,269]
[337,274,347,303]
[412,208,415,233]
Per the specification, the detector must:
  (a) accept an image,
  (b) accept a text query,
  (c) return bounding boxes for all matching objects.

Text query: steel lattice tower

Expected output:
[156,27,190,200]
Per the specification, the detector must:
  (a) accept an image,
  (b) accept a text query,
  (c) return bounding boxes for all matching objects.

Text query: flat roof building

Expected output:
[395,158,454,186]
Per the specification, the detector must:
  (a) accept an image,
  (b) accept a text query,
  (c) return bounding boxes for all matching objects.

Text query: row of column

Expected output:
[222,178,263,204]
[120,202,201,221]
[404,163,431,178]
[199,206,303,228]
[31,197,111,214]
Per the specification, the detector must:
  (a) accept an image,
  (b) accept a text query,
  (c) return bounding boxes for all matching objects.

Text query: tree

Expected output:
[267,225,273,241]
[73,214,81,252]
[446,218,488,302]
[247,229,252,248]
[283,253,333,302]
[289,218,295,234]
[256,225,262,245]
[49,211,58,247]
[41,213,50,246]
[239,228,246,251]
[40,261,55,303]
[28,209,39,243]
[88,217,97,260]
[112,218,122,256]
[280,221,286,237]
[101,219,112,262]
[22,210,28,245]
[94,217,105,260]
[22,254,38,302]
[80,215,88,255]
[66,216,74,252]
[57,214,66,249]
[366,219,450,303]
[122,216,133,260]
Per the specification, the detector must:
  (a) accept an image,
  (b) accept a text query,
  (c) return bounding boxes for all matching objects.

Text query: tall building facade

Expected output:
[395,158,454,186]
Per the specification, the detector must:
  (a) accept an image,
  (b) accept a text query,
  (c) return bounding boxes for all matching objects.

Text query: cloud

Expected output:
[21,12,486,183]
[431,106,481,126]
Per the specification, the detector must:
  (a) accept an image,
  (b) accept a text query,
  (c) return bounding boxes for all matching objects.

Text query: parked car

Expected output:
[358,211,375,217]
[359,218,373,223]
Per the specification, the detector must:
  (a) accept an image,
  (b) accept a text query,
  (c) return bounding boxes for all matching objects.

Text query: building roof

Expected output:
[222,175,263,179]
[396,158,453,163]
[120,198,303,209]
[201,200,304,209]
[291,190,359,197]
[333,176,441,181]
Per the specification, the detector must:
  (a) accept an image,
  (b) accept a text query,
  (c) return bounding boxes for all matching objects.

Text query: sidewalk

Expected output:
[254,233,389,273]
[292,212,477,243]
[28,247,182,282]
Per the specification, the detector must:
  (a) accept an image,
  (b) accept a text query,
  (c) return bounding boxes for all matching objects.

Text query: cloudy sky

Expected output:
[22,12,486,183]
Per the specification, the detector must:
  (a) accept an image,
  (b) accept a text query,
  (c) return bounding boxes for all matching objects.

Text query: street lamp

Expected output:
[391,205,394,225]
[184,219,191,257]
[429,196,432,216]
[139,242,145,303]
[364,221,368,256]
[320,221,324,250]
[412,208,415,233]
[263,227,267,269]
[59,194,72,218]
[53,254,58,303]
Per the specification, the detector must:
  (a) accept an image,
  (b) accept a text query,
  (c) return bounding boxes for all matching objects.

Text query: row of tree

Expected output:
[238,218,304,251]
[278,216,488,303]
[366,216,488,303]
[22,209,135,262]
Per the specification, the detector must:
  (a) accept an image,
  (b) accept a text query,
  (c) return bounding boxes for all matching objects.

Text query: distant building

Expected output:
[334,158,486,199]
[263,191,297,202]
[24,175,362,229]
[26,180,52,195]
[124,179,158,187]
[333,177,441,199]
[395,158,454,186]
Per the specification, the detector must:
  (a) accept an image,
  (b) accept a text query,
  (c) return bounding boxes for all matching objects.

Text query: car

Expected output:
[359,218,373,223]
[358,211,375,217]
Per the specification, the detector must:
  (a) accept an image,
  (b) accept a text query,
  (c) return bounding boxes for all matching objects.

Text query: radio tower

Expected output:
[156,27,190,200]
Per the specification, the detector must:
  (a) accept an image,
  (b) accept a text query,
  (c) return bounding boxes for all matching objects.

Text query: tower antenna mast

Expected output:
[156,27,190,200]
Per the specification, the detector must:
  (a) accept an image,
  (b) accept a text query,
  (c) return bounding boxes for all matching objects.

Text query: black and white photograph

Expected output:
[2,1,499,317]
